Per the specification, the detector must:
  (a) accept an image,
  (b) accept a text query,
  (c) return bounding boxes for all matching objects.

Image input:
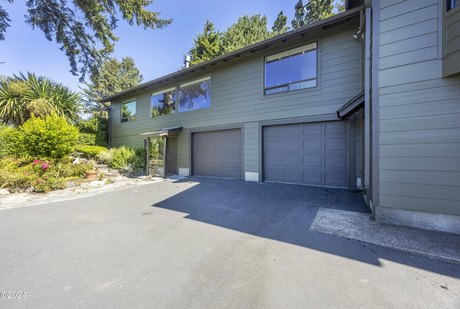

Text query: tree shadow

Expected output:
[152,177,460,278]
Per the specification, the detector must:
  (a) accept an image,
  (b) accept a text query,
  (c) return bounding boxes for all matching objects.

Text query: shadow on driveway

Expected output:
[153,177,460,278]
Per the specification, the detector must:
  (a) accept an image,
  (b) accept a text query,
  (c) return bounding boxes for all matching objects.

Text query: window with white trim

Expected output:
[264,42,318,95]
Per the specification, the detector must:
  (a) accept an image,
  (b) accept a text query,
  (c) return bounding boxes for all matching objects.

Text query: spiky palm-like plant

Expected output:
[0,72,81,127]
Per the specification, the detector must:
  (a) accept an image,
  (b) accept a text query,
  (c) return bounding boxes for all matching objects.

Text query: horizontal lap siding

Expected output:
[110,19,362,172]
[378,0,460,216]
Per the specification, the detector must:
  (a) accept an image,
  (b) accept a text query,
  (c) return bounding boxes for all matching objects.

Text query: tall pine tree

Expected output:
[187,13,291,66]
[221,15,272,54]
[304,0,334,24]
[189,20,222,65]
[82,57,143,111]
[272,11,289,35]
[291,0,306,29]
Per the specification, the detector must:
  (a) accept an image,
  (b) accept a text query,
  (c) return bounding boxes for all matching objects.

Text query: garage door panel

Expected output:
[303,123,323,135]
[226,167,242,179]
[266,169,303,182]
[285,125,303,136]
[326,154,347,167]
[303,139,323,150]
[303,154,323,166]
[285,140,303,151]
[284,154,303,166]
[325,171,347,185]
[326,138,346,151]
[264,121,348,188]
[326,121,346,134]
[265,154,283,166]
[193,129,242,179]
[303,171,323,183]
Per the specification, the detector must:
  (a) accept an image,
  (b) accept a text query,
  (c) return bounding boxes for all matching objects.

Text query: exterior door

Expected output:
[263,121,348,188]
[166,137,178,175]
[192,129,242,179]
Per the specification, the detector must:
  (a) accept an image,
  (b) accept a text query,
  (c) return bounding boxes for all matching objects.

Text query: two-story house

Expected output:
[102,0,460,234]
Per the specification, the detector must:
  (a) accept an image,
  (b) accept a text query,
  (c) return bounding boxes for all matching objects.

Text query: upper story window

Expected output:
[447,0,458,11]
[264,42,317,95]
[151,88,176,118]
[121,100,136,123]
[178,77,211,112]
[150,76,211,118]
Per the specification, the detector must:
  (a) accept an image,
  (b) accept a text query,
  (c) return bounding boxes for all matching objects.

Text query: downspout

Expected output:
[363,0,373,213]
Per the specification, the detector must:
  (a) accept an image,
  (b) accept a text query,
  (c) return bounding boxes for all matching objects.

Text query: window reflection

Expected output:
[179,80,211,112]
[265,43,317,95]
[151,90,176,118]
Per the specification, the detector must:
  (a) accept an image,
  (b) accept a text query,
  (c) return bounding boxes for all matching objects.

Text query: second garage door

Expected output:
[192,129,242,179]
[263,121,348,188]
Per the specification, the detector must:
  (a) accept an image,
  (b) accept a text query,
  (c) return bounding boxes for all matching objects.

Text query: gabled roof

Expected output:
[101,7,362,103]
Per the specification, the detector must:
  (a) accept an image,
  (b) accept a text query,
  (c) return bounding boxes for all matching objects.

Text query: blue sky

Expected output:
[0,1,338,92]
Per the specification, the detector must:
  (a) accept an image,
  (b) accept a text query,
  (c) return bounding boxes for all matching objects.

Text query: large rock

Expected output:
[0,189,10,196]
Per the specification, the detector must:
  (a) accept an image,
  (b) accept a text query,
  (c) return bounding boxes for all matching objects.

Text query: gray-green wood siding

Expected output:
[378,0,460,216]
[110,19,362,176]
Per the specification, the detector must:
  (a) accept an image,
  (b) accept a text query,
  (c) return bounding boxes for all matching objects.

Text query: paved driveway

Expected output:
[0,177,459,308]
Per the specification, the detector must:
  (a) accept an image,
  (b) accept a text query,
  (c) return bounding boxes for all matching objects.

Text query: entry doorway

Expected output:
[145,136,178,177]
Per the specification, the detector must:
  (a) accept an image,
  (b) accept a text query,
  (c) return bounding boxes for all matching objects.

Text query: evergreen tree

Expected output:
[335,0,346,13]
[189,20,222,65]
[291,0,306,29]
[221,15,272,54]
[82,57,143,111]
[304,0,334,25]
[272,11,289,35]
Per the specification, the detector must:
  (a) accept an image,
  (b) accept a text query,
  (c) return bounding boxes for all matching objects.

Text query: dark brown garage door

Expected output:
[192,129,242,179]
[263,121,348,188]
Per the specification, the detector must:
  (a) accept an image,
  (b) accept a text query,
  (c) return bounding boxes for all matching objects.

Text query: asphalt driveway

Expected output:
[0,177,459,308]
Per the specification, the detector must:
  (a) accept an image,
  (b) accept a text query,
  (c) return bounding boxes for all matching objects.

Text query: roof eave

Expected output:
[101,7,363,103]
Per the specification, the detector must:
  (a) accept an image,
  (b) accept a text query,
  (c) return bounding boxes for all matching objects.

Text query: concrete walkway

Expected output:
[0,177,459,308]
[311,207,460,264]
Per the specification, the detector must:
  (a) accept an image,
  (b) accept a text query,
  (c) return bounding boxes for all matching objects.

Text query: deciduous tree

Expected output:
[0,0,171,81]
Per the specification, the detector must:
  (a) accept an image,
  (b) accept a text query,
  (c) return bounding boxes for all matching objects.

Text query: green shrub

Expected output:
[0,126,25,158]
[95,116,109,147]
[109,146,135,170]
[75,145,107,159]
[76,114,108,147]
[78,132,96,146]
[0,157,94,192]
[21,114,79,160]
[50,159,94,178]
[96,146,145,172]
[131,148,146,171]
[97,150,112,165]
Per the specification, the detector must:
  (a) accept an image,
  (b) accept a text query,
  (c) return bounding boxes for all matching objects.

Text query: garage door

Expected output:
[192,129,242,179]
[263,121,348,188]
